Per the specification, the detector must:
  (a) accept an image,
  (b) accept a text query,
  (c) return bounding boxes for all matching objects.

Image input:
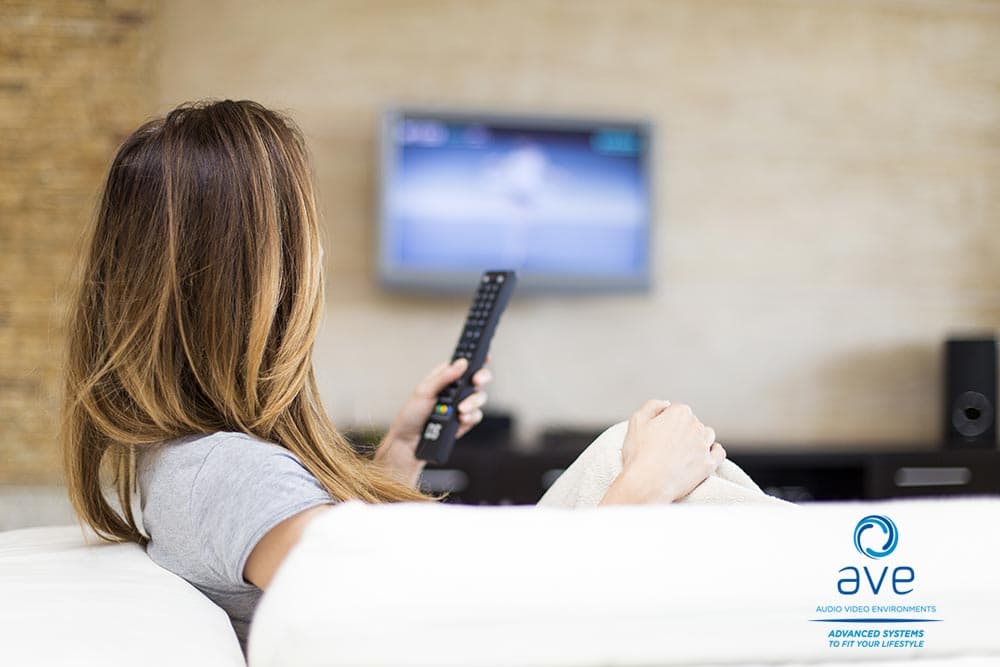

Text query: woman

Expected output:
[63,100,726,649]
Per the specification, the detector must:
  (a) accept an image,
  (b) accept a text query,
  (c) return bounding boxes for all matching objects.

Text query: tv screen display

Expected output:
[379,109,653,291]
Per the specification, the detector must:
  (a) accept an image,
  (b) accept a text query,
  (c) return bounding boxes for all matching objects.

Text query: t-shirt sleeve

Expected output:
[187,436,334,588]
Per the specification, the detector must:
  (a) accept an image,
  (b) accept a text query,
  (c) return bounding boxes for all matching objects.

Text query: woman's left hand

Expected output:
[374,358,493,486]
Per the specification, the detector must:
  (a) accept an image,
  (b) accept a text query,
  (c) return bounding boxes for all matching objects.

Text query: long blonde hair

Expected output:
[64,100,429,544]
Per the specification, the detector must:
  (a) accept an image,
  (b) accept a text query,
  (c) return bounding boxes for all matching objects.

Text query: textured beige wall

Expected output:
[156,0,1000,449]
[0,0,158,483]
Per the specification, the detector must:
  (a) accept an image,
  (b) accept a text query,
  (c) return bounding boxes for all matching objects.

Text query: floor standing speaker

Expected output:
[945,337,997,449]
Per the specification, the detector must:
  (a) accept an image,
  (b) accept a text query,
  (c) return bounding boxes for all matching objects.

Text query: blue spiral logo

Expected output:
[853,515,899,559]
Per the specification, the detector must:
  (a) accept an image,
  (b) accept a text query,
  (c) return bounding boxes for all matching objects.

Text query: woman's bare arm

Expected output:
[244,504,333,589]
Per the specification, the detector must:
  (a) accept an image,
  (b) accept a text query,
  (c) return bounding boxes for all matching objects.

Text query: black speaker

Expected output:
[944,337,997,449]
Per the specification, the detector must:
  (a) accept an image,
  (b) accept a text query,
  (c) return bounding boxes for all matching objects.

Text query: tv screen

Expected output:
[378,109,653,292]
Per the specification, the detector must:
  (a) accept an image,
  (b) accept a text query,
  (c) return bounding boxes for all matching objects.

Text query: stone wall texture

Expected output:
[1,0,156,483]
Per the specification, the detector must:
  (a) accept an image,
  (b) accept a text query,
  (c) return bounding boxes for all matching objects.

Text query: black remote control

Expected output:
[415,270,517,464]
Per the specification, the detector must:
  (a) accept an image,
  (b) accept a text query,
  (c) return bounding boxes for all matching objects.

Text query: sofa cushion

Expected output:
[0,525,245,666]
[250,498,1000,666]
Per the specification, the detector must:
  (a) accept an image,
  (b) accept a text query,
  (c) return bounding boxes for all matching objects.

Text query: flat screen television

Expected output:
[378,109,653,292]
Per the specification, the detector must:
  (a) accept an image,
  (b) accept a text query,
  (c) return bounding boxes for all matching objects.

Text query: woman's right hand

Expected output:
[600,400,726,505]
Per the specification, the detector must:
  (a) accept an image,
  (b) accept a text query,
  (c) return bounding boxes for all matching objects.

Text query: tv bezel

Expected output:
[377,107,655,293]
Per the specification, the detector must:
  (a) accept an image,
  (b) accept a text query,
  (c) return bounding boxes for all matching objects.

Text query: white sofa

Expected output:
[4,498,1000,667]
[0,525,245,666]
[250,498,1000,667]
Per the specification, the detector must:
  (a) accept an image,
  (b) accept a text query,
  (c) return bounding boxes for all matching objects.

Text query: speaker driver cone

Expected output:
[952,391,994,438]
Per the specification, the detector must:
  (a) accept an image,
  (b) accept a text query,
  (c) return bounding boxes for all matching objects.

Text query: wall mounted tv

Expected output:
[378,109,653,292]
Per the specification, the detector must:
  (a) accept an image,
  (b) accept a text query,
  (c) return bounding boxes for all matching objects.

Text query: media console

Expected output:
[417,441,1000,505]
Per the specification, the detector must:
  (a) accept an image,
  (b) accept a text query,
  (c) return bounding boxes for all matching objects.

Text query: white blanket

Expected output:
[538,421,790,508]
[250,497,1000,666]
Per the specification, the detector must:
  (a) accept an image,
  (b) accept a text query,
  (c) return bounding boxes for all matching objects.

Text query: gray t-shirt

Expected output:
[137,431,334,649]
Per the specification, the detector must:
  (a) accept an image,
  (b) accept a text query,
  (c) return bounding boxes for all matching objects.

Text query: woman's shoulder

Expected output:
[137,431,310,502]
[148,430,280,451]
[138,429,331,561]
[138,430,332,608]
[141,431,295,469]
